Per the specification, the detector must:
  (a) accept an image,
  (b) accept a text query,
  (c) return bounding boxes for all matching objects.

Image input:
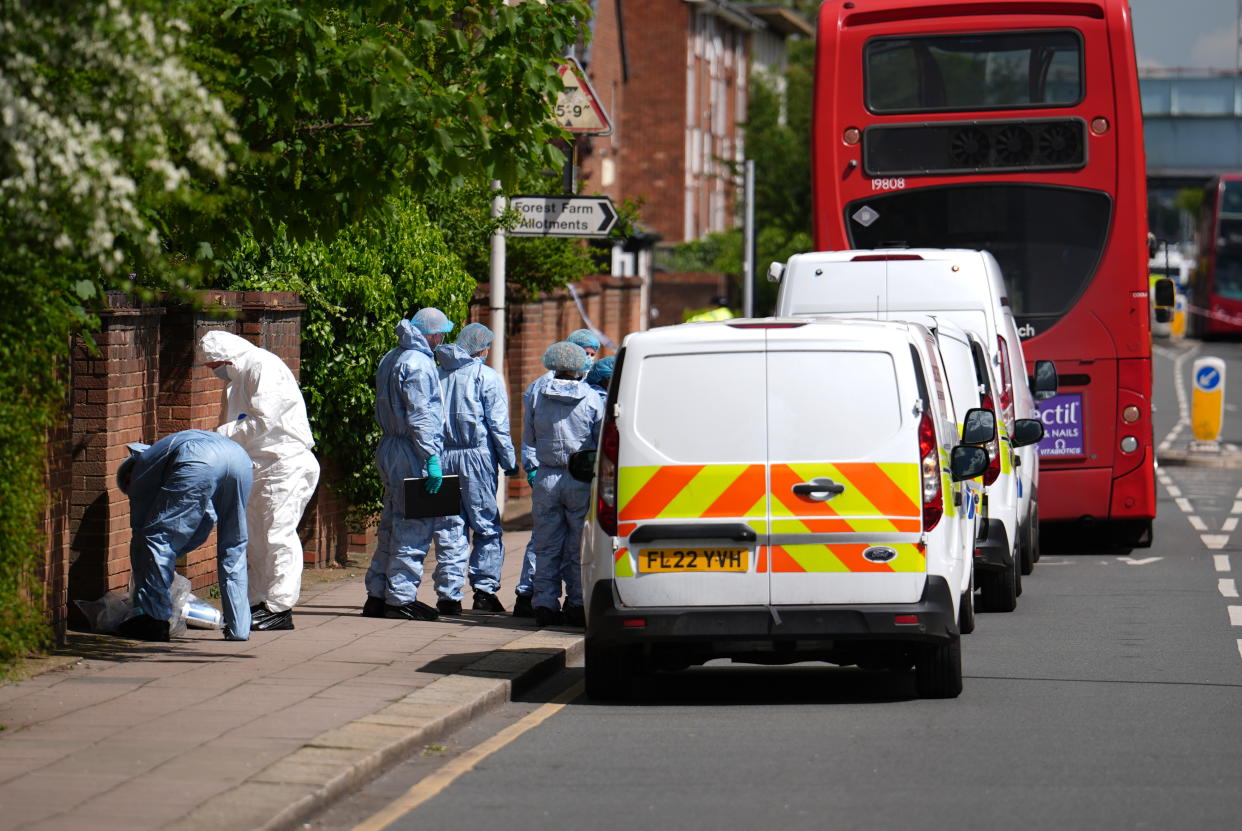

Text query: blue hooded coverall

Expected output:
[434,343,517,598]
[125,430,253,640]
[516,371,553,597]
[524,378,604,612]
[366,320,446,606]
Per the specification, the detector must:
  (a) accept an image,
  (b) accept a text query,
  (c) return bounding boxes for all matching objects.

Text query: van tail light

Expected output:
[997,335,1015,425]
[979,392,1002,486]
[918,409,943,530]
[597,415,619,535]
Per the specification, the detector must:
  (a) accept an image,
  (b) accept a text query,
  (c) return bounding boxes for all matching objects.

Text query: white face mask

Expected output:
[213,365,232,380]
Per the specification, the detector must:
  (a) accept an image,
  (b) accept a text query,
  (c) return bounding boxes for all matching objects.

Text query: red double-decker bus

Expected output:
[811,0,1155,543]
[1190,173,1242,338]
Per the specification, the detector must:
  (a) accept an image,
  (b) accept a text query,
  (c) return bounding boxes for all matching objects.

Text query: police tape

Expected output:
[1186,304,1242,327]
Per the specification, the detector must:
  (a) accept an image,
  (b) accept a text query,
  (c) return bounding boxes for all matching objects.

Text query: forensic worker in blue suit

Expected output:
[364,308,452,622]
[524,341,604,627]
[432,322,518,614]
[512,327,602,617]
[117,430,253,642]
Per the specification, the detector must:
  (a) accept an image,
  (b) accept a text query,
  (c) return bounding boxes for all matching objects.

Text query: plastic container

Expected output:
[184,596,224,629]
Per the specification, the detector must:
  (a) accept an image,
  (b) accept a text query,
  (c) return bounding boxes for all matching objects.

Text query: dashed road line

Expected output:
[1220,578,1238,598]
[1202,534,1230,549]
[1215,554,1232,572]
[1224,517,1238,533]
[1176,497,1194,513]
[1166,484,1183,497]
[1189,515,1208,531]
[1229,606,1242,626]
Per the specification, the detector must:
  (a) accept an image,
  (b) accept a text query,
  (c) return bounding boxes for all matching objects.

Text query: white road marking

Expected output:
[1158,343,1200,449]
[1229,606,1242,626]
[1219,578,1238,598]
[1224,517,1239,533]
[1189,515,1208,531]
[1215,554,1232,572]
[1237,640,1242,662]
[1176,497,1194,512]
[1116,556,1163,565]
[1202,535,1231,549]
[1166,485,1182,497]
[1231,501,1242,514]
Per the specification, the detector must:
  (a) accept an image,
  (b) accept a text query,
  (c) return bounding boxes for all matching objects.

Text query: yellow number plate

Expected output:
[637,548,749,573]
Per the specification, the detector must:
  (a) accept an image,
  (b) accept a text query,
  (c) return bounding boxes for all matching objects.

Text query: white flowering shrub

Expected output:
[0,0,237,285]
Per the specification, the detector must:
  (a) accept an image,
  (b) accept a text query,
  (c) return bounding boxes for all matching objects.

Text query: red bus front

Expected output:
[1194,175,1242,338]
[812,0,1155,539]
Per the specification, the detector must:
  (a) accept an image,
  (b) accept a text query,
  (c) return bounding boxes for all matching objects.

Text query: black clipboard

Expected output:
[403,475,462,518]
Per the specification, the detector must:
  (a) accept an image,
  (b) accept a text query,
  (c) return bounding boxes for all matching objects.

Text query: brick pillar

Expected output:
[42,410,74,644]
[66,293,163,618]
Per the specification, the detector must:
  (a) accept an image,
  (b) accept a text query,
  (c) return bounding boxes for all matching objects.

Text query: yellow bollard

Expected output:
[1191,357,1225,443]
[1171,293,1186,339]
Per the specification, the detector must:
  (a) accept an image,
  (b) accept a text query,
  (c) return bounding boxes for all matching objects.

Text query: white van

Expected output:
[574,318,993,700]
[771,249,1056,579]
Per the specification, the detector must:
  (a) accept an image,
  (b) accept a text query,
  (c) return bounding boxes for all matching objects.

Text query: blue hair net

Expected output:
[457,322,493,355]
[567,328,600,351]
[411,307,453,335]
[586,355,615,387]
[543,341,589,373]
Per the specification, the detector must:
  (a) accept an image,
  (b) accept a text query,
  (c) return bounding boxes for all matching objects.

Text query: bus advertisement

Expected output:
[1189,174,1242,339]
[811,0,1155,544]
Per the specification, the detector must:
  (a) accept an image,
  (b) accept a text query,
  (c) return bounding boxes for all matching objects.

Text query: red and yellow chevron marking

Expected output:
[765,464,924,521]
[618,464,766,522]
[769,543,926,573]
[614,547,633,578]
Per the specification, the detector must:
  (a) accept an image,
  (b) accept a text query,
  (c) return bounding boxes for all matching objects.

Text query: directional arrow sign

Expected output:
[509,195,618,238]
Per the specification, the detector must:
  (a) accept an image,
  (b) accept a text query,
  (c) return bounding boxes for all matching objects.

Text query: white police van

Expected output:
[573,318,993,700]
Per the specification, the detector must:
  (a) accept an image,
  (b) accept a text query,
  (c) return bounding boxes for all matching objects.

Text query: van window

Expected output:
[633,352,767,463]
[767,351,903,462]
[938,337,981,422]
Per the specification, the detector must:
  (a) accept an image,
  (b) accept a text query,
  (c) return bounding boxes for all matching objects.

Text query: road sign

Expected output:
[509,195,618,238]
[554,58,613,135]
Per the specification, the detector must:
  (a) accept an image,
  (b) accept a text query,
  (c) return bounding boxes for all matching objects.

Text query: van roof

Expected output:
[624,316,927,350]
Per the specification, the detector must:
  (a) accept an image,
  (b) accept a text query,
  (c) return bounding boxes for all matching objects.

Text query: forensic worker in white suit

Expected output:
[197,330,321,631]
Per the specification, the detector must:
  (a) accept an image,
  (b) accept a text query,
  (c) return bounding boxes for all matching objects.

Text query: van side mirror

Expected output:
[951,445,989,481]
[767,261,785,283]
[961,407,996,445]
[1030,359,1058,400]
[1153,277,1175,308]
[1011,418,1045,448]
[568,450,597,483]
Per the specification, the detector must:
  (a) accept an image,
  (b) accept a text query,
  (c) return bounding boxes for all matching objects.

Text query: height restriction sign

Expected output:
[554,58,612,135]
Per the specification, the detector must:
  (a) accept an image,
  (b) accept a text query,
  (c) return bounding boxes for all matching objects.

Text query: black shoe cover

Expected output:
[253,608,294,631]
[562,604,586,627]
[533,606,564,627]
[385,600,440,621]
[512,594,534,618]
[361,596,387,618]
[117,613,171,642]
[436,598,463,615]
[472,591,506,614]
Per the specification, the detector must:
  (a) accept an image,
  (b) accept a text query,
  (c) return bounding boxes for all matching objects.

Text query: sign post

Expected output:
[1191,356,1226,444]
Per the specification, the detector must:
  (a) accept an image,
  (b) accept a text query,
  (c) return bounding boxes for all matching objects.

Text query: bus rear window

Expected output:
[866,30,1082,113]
[845,184,1111,323]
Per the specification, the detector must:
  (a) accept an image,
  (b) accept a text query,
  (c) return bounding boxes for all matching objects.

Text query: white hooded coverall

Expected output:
[198,330,321,613]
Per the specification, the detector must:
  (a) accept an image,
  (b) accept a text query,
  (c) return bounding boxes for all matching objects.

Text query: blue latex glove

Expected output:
[504,468,519,478]
[236,413,247,421]
[526,468,538,487]
[425,455,443,494]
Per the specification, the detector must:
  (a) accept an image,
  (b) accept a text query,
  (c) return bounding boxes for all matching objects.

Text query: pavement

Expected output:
[0,512,583,831]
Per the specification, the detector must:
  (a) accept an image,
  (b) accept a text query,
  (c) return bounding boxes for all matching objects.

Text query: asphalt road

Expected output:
[313,338,1242,831]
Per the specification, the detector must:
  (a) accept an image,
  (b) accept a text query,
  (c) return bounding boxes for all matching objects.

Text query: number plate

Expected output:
[637,548,749,573]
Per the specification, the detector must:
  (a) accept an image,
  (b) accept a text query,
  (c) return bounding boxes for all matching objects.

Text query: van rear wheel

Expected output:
[979,565,1018,612]
[915,635,963,698]
[958,583,976,635]
[584,640,637,702]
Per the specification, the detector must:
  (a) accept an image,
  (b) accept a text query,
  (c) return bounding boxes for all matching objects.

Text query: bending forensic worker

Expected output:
[198,331,321,631]
[118,430,252,642]
[523,341,604,627]
[364,308,452,621]
[433,323,518,614]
